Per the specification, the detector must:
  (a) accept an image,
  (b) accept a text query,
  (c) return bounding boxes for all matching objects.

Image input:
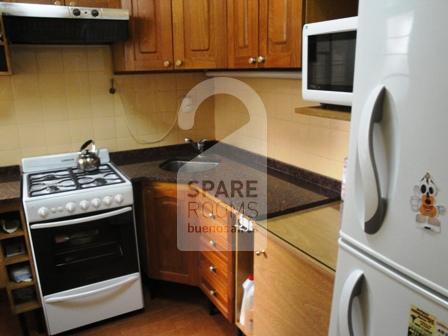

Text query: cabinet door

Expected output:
[113,0,173,71]
[258,0,302,68]
[304,0,358,24]
[72,0,121,8]
[253,226,334,336]
[143,183,197,286]
[172,0,227,69]
[227,0,259,69]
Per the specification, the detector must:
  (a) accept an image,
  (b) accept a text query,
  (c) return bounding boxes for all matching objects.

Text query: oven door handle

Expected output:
[30,207,133,230]
[44,273,140,304]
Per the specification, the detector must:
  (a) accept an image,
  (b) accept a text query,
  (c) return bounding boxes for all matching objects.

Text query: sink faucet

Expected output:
[185,138,208,154]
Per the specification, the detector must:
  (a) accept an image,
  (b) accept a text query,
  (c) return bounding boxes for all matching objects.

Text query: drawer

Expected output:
[199,276,229,317]
[199,233,229,258]
[200,251,229,285]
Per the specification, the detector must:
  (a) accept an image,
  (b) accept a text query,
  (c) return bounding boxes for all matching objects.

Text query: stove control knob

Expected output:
[103,196,112,206]
[65,202,76,213]
[114,194,124,204]
[80,200,90,210]
[91,198,101,208]
[38,207,49,218]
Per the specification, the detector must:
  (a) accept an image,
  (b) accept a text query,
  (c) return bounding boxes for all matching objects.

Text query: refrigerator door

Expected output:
[342,0,448,296]
[329,241,448,336]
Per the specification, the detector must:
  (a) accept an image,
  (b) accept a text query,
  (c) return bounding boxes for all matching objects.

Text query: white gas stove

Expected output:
[21,149,143,335]
[22,149,133,223]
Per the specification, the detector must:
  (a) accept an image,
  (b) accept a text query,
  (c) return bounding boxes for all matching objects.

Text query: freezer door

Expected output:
[329,242,448,336]
[342,0,448,296]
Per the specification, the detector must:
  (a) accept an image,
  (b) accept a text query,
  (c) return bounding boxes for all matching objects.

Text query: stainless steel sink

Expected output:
[159,159,219,173]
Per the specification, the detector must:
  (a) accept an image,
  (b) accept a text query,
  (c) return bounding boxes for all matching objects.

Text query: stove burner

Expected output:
[27,164,125,197]
[47,185,59,192]
[94,178,107,186]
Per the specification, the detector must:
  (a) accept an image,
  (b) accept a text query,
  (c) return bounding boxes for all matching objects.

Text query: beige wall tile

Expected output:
[0,46,213,167]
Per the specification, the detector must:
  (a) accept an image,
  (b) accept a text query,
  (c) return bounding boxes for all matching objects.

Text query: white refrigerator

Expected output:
[330,0,448,335]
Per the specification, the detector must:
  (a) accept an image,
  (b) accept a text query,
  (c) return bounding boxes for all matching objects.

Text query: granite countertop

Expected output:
[115,143,341,220]
[0,143,341,219]
[257,202,342,271]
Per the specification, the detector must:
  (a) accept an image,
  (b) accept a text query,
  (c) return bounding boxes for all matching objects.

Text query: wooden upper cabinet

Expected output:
[73,0,121,8]
[305,0,358,24]
[258,0,302,68]
[227,0,259,68]
[172,0,227,69]
[114,0,173,71]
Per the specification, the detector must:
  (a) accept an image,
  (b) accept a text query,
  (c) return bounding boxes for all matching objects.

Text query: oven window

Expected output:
[307,31,356,92]
[31,208,139,296]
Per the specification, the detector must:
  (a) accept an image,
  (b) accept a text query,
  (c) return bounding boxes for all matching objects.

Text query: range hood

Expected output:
[0,2,129,44]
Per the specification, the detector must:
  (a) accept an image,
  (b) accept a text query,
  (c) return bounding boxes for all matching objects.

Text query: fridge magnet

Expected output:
[410,172,445,233]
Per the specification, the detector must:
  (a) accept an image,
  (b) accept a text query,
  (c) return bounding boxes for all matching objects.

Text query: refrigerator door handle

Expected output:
[339,270,364,336]
[358,85,387,234]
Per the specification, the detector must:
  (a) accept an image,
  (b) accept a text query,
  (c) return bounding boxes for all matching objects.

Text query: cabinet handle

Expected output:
[255,249,266,256]
[257,56,266,64]
[175,59,183,67]
[163,60,171,68]
[209,265,216,272]
[209,240,216,247]
[209,289,216,296]
[248,57,257,65]
[54,0,62,5]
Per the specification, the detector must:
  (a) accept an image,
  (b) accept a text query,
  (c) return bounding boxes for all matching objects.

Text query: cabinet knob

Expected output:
[54,0,62,5]
[175,59,183,67]
[209,265,216,272]
[209,289,216,296]
[257,56,266,64]
[255,249,266,256]
[163,60,171,67]
[206,212,216,220]
[209,240,216,247]
[248,57,257,65]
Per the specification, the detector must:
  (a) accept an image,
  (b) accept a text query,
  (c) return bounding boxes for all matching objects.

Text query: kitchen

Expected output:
[0,0,446,336]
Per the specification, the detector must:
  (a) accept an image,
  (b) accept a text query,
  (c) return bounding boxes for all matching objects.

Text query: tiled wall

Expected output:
[214,78,351,180]
[0,45,214,166]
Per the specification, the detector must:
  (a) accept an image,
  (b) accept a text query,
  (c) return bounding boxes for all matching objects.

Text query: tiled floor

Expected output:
[0,281,235,336]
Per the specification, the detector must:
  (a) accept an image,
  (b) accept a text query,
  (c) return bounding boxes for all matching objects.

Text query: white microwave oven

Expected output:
[302,16,358,107]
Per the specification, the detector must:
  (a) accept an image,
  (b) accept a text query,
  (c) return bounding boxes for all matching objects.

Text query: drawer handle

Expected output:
[209,240,216,247]
[209,289,216,296]
[206,212,216,220]
[209,265,216,273]
[255,249,266,256]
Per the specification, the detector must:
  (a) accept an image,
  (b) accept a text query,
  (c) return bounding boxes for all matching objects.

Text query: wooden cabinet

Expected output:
[114,0,227,72]
[113,0,174,71]
[304,0,358,24]
[227,0,302,68]
[139,182,198,286]
[259,0,302,68]
[226,0,260,68]
[253,225,335,336]
[172,0,227,69]
[195,191,235,322]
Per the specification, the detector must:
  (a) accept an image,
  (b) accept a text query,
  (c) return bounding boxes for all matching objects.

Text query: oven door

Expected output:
[29,207,139,296]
